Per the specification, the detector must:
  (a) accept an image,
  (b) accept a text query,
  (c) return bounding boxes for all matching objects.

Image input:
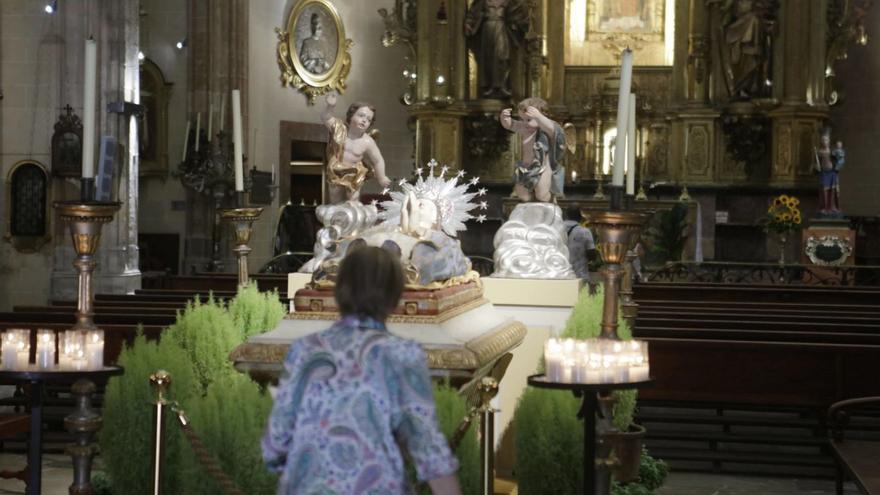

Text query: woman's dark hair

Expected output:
[334,246,404,321]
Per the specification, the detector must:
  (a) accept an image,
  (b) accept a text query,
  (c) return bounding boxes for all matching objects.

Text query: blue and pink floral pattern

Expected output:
[262,315,458,494]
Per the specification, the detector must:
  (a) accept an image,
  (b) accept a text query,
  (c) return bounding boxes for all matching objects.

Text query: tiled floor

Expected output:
[0,453,863,495]
[0,453,71,495]
[657,471,860,495]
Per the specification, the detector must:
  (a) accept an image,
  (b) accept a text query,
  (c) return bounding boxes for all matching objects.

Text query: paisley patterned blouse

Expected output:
[262,315,458,494]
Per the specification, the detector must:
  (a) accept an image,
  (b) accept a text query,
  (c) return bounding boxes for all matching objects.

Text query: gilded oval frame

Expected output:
[277,0,353,105]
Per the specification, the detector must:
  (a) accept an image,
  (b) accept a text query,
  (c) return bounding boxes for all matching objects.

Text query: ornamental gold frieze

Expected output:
[231,317,526,373]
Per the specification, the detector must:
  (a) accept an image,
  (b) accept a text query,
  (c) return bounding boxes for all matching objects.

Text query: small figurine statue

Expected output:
[464,0,530,99]
[814,128,845,217]
[321,93,391,204]
[500,98,567,202]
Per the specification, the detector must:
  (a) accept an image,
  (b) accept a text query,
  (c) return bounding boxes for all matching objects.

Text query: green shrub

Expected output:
[513,287,665,493]
[178,373,278,495]
[165,296,241,392]
[100,333,198,494]
[646,203,688,264]
[101,288,482,495]
[227,283,286,338]
[513,388,583,495]
[429,384,481,495]
[612,449,669,494]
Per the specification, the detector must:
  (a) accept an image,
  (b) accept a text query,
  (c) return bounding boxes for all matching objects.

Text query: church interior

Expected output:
[1,0,880,493]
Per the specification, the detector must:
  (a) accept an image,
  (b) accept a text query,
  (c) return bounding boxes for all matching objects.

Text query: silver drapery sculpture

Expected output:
[299,200,379,274]
[491,202,575,279]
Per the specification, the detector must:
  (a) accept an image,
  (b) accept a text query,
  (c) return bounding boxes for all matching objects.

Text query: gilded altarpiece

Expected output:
[380,0,870,192]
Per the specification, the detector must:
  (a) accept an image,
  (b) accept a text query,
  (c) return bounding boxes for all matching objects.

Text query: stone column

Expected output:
[51,0,142,301]
[182,0,249,273]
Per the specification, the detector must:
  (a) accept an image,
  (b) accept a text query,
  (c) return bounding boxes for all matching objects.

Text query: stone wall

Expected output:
[0,1,67,310]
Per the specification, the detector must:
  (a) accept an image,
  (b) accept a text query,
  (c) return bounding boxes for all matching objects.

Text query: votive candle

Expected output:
[36,329,56,370]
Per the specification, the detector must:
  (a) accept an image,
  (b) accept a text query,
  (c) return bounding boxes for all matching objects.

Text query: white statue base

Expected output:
[491,202,576,279]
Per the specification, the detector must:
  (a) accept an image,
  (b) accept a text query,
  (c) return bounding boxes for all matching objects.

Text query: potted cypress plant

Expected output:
[558,286,645,482]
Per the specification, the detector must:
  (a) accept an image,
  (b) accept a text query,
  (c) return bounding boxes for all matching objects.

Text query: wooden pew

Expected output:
[630,281,880,476]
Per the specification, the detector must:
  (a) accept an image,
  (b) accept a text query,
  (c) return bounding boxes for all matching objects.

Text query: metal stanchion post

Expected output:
[150,371,172,495]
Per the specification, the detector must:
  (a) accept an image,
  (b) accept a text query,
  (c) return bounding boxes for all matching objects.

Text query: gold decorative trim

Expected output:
[276,0,353,105]
[458,320,527,370]
[230,318,526,372]
[289,297,490,325]
[805,235,853,266]
[53,202,121,223]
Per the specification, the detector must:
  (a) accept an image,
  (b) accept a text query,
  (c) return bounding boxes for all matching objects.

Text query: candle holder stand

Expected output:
[527,375,652,495]
[581,210,651,339]
[218,207,263,287]
[592,179,606,200]
[620,250,640,326]
[54,202,121,334]
[635,183,647,201]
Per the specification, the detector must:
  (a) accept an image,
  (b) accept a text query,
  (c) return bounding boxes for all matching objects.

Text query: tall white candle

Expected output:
[82,38,98,179]
[626,93,636,195]
[231,89,245,192]
[36,330,55,370]
[181,120,191,162]
[613,49,633,187]
[207,103,213,141]
[85,330,104,369]
[194,112,201,152]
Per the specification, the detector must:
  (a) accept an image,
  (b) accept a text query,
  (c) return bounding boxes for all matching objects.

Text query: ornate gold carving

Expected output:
[276,0,354,105]
[289,297,490,325]
[805,235,853,266]
[776,124,792,177]
[686,125,710,176]
[230,318,526,373]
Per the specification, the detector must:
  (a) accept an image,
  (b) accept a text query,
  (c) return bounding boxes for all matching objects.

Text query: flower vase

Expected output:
[778,233,787,265]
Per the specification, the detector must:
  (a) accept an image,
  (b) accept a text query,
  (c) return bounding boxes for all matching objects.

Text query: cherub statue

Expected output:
[814,129,845,216]
[500,97,567,202]
[321,93,391,204]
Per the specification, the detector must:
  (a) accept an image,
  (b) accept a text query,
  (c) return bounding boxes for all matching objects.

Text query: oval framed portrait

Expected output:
[279,0,352,103]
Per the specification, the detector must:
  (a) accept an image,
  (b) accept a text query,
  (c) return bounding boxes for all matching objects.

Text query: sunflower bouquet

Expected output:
[762,194,802,234]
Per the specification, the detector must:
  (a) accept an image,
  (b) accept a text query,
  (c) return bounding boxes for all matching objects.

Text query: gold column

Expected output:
[582,211,651,339]
[687,0,710,104]
[54,202,121,333]
[544,2,565,105]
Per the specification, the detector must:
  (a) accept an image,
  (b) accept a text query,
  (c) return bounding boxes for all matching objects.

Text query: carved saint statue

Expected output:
[709,0,777,99]
[500,98,567,202]
[321,93,391,204]
[464,0,530,99]
[814,129,845,217]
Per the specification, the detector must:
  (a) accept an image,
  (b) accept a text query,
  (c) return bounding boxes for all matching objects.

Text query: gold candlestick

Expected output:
[582,210,651,339]
[54,202,121,333]
[593,179,606,200]
[219,207,263,287]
